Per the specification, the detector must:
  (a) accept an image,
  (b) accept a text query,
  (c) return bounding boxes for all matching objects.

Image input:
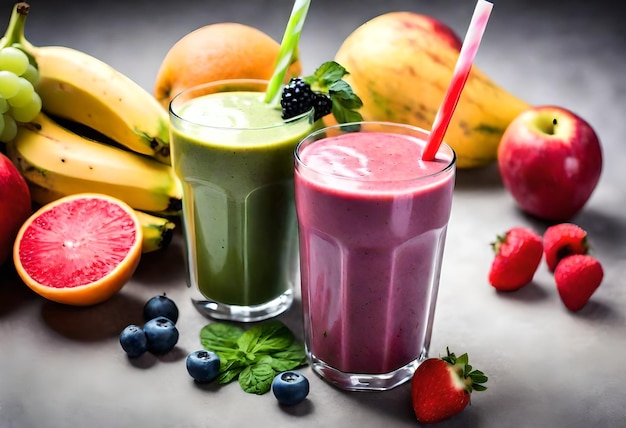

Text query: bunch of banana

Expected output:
[31,45,171,165]
[27,181,177,254]
[5,3,172,165]
[7,112,182,213]
[1,3,180,253]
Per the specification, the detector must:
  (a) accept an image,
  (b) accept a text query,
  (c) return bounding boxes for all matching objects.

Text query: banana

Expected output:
[3,3,171,164]
[7,112,182,215]
[32,46,171,164]
[133,210,177,253]
[26,181,177,254]
[24,179,68,206]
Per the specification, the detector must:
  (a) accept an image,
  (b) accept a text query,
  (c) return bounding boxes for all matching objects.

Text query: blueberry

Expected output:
[119,324,148,358]
[143,316,179,355]
[271,371,310,405]
[186,350,221,383]
[143,294,179,324]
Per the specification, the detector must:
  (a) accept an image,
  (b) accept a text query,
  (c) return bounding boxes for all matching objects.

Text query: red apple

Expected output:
[497,106,603,221]
[0,151,32,265]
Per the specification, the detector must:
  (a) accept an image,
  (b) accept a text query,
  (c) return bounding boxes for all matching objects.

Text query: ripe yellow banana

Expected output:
[133,210,177,253]
[7,112,182,215]
[26,182,177,254]
[30,45,170,164]
[6,3,170,164]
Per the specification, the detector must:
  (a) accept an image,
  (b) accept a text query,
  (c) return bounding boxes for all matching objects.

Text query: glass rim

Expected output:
[168,78,314,131]
[294,121,457,184]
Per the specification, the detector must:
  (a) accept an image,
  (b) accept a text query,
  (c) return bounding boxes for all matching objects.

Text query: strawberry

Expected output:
[488,227,543,291]
[554,254,603,311]
[411,348,488,424]
[543,223,589,272]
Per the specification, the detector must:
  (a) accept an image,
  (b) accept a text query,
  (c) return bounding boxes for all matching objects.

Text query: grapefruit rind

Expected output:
[13,193,143,306]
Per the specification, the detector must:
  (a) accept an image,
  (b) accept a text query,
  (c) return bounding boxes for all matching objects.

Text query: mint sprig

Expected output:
[200,320,308,395]
[303,60,364,124]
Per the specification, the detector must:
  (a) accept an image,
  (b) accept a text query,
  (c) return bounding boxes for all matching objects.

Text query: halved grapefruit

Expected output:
[13,193,143,306]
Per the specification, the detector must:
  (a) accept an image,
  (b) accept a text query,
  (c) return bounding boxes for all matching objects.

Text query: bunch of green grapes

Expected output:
[0,45,41,143]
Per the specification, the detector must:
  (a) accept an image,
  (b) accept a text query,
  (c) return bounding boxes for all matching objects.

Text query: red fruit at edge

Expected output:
[411,348,488,424]
[497,105,602,221]
[543,223,589,272]
[555,254,603,311]
[488,227,543,291]
[0,152,32,266]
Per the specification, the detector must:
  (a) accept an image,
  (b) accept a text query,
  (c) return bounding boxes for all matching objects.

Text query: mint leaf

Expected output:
[331,98,363,124]
[237,320,294,355]
[307,61,348,88]
[302,60,363,124]
[238,363,276,395]
[200,323,244,351]
[214,348,246,363]
[215,350,248,385]
[272,342,307,360]
[198,320,307,395]
[218,363,246,384]
[270,342,307,372]
[329,80,363,110]
[256,355,274,365]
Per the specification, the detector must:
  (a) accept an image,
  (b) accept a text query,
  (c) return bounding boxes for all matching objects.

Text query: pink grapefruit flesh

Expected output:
[13,193,142,306]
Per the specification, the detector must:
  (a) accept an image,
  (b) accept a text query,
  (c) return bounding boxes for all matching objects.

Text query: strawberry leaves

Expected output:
[412,347,488,423]
[442,348,488,392]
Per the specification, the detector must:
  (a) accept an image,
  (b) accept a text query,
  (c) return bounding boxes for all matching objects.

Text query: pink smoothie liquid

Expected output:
[295,128,455,382]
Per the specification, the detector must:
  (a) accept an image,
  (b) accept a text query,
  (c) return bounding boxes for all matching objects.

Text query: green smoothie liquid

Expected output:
[170,91,313,308]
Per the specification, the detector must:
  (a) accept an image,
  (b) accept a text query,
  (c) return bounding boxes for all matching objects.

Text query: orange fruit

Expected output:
[154,22,302,108]
[13,193,142,306]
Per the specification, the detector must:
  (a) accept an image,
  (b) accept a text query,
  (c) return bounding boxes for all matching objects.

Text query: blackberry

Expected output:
[281,77,315,120]
[312,93,332,121]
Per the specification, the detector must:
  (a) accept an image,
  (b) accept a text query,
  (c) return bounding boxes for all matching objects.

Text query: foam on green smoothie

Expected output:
[176,91,311,146]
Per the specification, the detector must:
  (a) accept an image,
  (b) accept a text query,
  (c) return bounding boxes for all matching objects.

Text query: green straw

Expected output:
[263,0,311,106]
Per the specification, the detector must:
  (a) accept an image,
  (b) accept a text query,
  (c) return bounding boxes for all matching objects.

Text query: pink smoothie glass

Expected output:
[294,122,456,391]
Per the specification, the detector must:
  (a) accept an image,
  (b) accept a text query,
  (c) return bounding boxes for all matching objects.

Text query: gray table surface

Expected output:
[2,0,625,427]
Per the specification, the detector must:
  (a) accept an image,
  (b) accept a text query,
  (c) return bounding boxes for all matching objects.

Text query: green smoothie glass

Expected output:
[169,79,315,322]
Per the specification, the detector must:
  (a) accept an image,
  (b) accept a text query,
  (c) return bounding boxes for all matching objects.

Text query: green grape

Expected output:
[0,113,17,143]
[0,112,4,139]
[11,91,41,123]
[7,77,34,108]
[0,46,29,77]
[0,96,8,114]
[0,70,20,99]
[21,63,39,86]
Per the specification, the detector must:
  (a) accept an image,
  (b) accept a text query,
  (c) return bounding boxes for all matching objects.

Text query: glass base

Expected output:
[191,289,294,323]
[308,351,426,391]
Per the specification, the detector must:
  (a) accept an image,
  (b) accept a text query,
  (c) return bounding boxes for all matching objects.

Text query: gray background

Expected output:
[1,0,626,427]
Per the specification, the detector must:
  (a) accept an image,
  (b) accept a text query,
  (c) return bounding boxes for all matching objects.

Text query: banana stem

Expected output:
[1,2,30,50]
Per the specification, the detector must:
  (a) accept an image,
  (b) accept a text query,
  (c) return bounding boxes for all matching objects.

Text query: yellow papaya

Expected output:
[334,11,530,168]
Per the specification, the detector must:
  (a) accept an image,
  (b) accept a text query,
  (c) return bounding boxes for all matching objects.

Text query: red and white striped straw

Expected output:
[421,0,494,161]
